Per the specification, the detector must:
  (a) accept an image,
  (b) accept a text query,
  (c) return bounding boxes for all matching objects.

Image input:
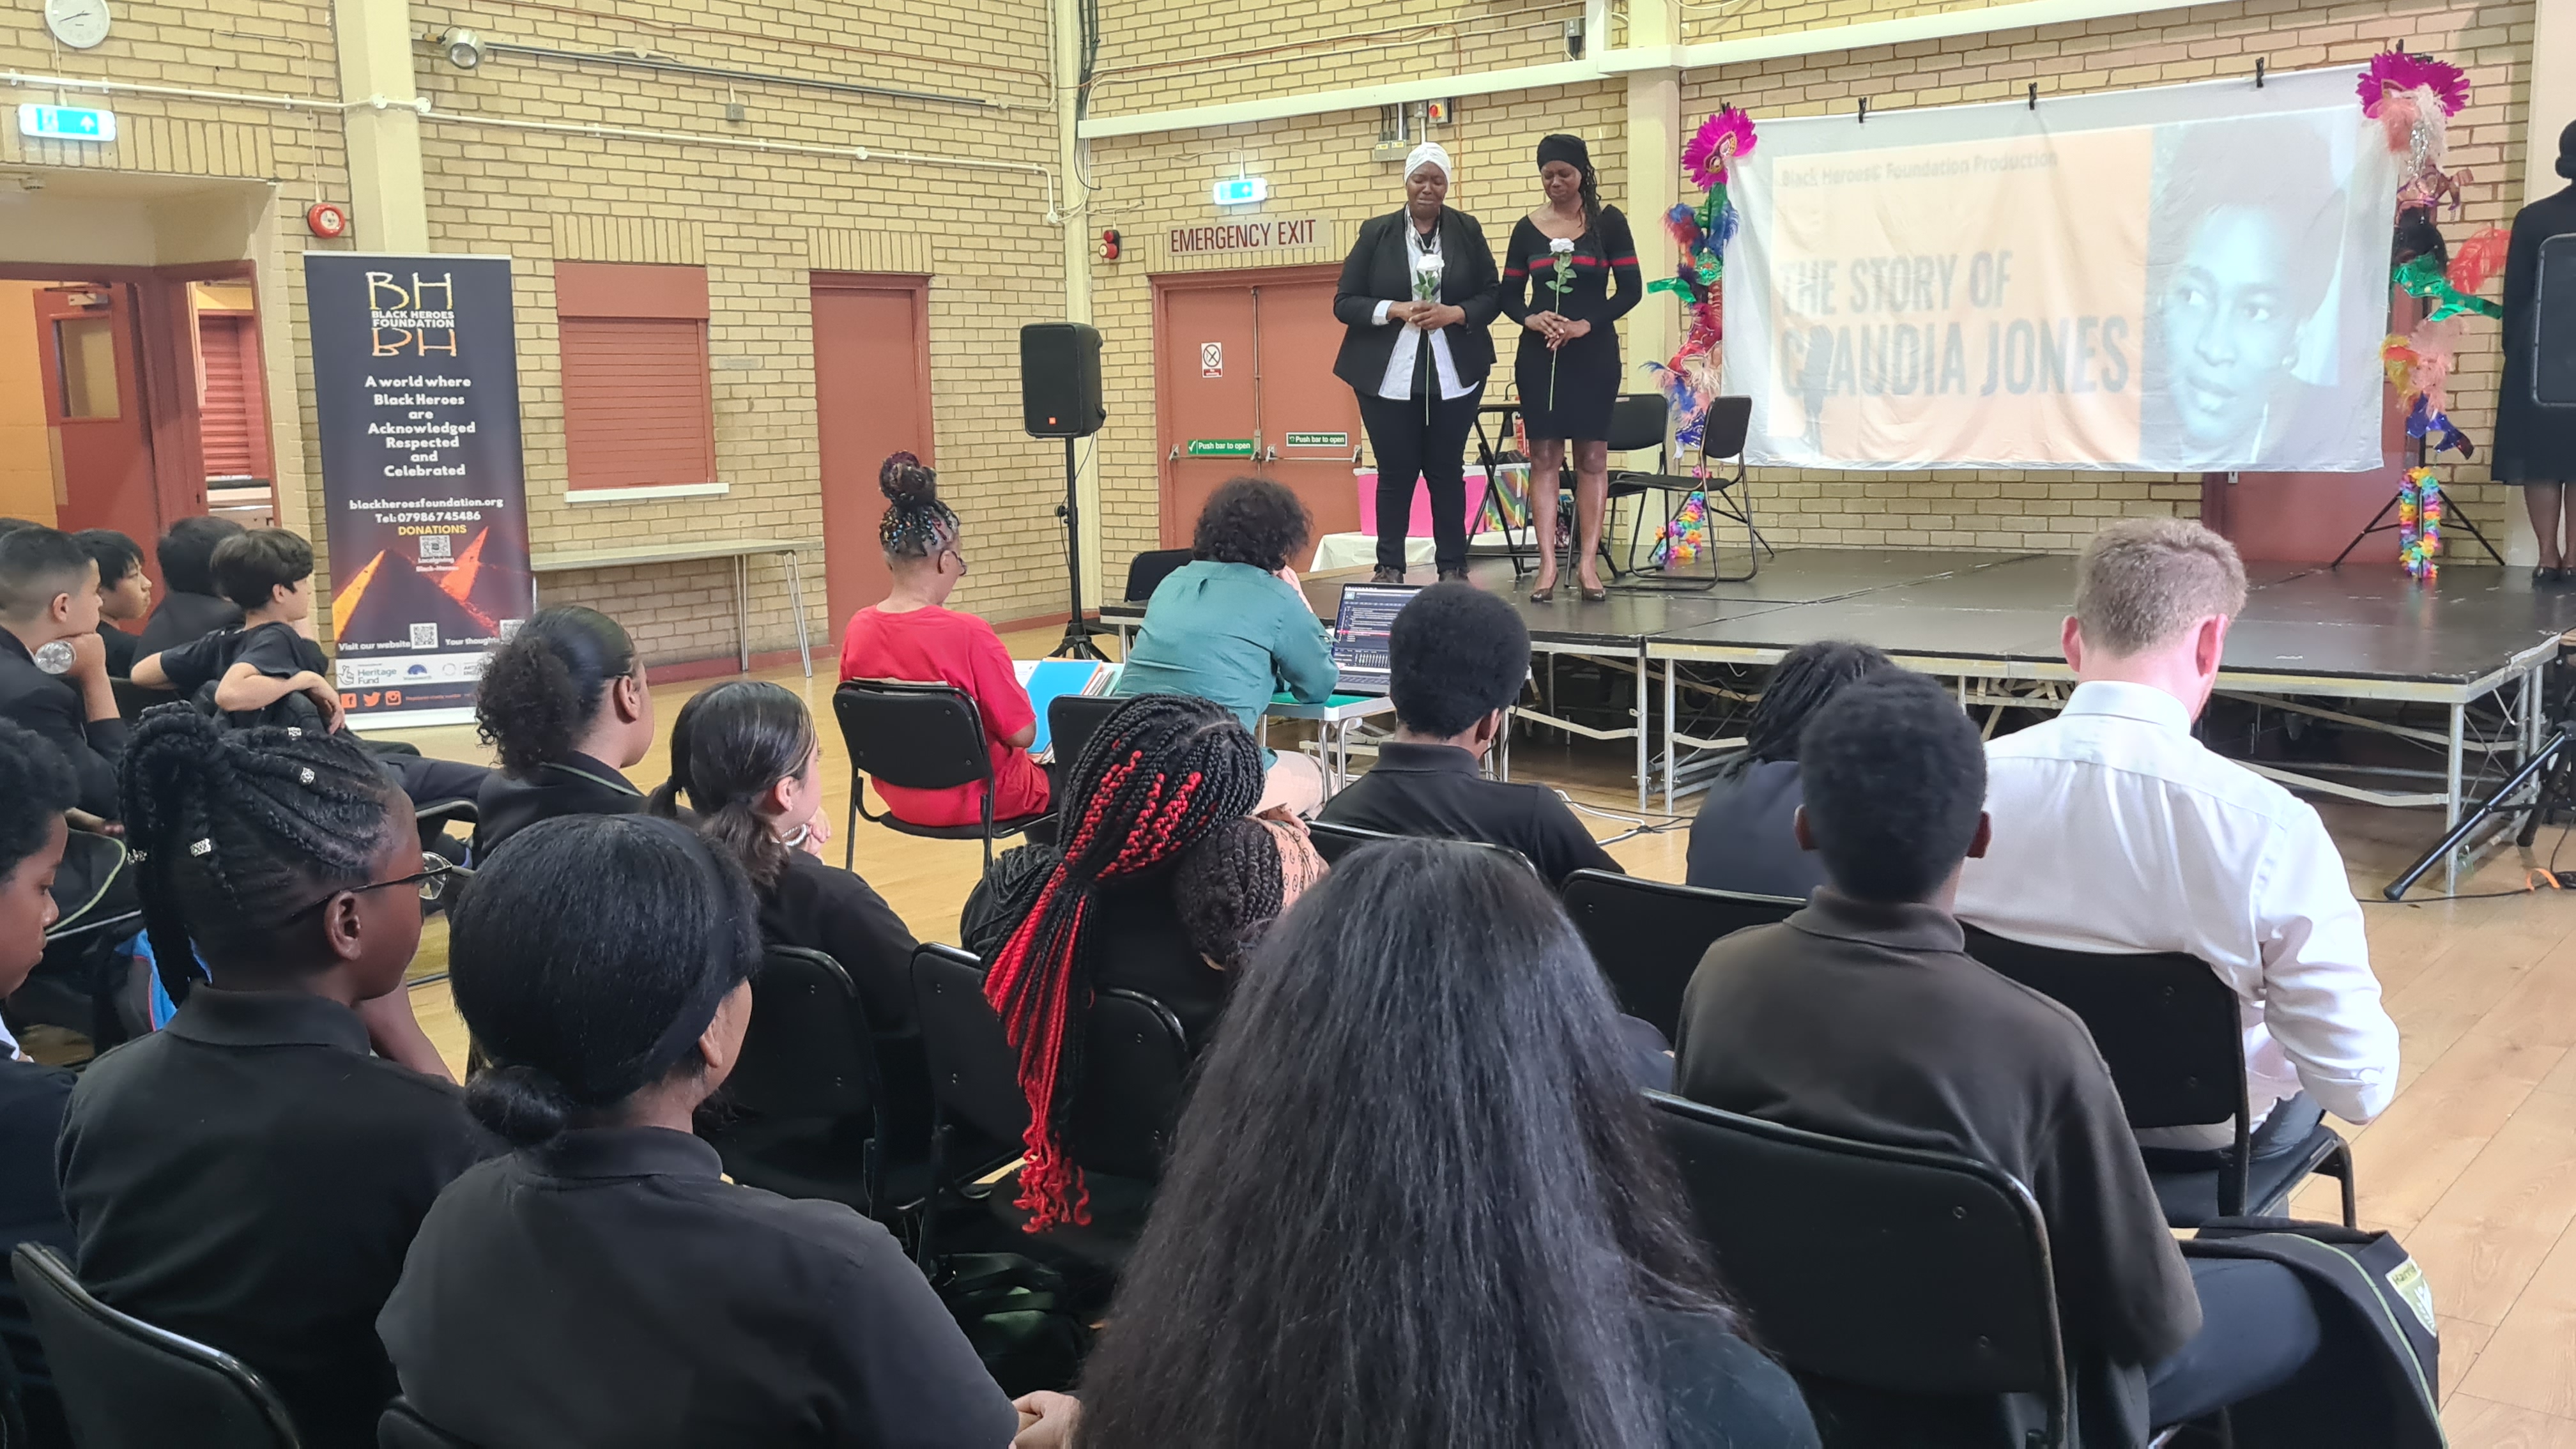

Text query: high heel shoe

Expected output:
[1530,576,1558,604]
[1579,578,1609,603]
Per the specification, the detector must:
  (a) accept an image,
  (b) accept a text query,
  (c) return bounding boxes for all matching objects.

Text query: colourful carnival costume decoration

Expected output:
[1644,106,1755,569]
[2398,468,2444,581]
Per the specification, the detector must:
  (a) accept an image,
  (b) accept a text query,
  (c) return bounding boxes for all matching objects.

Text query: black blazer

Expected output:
[1332,208,1502,391]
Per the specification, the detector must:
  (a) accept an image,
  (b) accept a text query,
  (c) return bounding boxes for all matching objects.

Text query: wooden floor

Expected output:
[374,630,2576,1443]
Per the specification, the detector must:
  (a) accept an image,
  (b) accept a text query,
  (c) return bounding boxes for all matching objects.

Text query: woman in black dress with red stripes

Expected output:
[1502,134,1641,602]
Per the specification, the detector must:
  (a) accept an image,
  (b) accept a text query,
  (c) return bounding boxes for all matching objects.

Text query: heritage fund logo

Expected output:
[369,272,459,357]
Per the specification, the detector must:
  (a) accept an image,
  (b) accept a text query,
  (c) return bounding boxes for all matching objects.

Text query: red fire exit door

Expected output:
[1154,266,1362,551]
[34,284,158,547]
[811,274,935,633]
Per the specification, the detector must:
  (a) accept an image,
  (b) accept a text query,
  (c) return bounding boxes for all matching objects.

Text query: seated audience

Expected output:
[838,452,1050,829]
[0,722,77,1444]
[134,515,245,656]
[468,606,654,858]
[378,814,1015,1448]
[1112,477,1336,816]
[1170,814,1327,969]
[1012,839,1819,1449]
[72,529,149,678]
[1955,518,2398,1156]
[0,527,123,819]
[1317,581,1618,884]
[650,680,916,1031]
[57,712,489,1449]
[1674,671,2331,1443]
[975,693,1267,1229]
[1685,640,1892,898]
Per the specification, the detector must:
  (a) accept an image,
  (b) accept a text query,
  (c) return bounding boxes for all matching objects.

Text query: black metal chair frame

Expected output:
[1469,399,1619,583]
[1558,869,1802,1041]
[11,1243,305,1449]
[834,679,1050,872]
[1961,926,2358,1228]
[1047,693,1127,781]
[1122,548,1193,603]
[709,944,901,1222]
[378,1397,480,1449]
[1303,818,1537,875]
[1645,1093,2074,1449]
[1605,393,1767,590]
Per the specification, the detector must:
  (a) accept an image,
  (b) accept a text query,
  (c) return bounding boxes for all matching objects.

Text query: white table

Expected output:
[530,537,816,676]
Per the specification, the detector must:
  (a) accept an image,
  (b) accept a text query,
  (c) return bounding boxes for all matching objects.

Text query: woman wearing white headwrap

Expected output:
[1331,141,1502,583]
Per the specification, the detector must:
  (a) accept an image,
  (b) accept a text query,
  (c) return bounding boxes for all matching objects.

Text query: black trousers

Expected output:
[2147,1256,2325,1426]
[1356,383,1483,574]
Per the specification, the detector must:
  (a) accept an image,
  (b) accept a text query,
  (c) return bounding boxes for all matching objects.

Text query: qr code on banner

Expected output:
[499,618,524,640]
[408,623,438,649]
[417,535,451,562]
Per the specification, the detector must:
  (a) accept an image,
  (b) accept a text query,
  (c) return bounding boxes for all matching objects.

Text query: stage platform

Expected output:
[1099,548,2572,883]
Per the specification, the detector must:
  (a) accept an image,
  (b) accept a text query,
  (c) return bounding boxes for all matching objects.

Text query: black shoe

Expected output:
[1436,567,1468,583]
[1370,567,1404,584]
[2537,567,2555,585]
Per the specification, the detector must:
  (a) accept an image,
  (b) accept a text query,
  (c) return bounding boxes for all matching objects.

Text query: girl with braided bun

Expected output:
[379,813,1016,1448]
[57,709,489,1449]
[976,692,1266,1230]
[838,451,1051,829]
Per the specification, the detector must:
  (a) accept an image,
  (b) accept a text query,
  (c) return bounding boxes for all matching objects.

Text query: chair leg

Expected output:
[844,793,858,871]
[2325,1142,2358,1229]
[916,1115,948,1269]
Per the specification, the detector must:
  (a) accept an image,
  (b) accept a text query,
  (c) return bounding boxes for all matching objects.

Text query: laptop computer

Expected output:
[1328,583,1422,696]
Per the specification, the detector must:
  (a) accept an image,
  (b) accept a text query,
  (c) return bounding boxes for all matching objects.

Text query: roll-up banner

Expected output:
[1724,68,2397,472]
[304,253,532,726]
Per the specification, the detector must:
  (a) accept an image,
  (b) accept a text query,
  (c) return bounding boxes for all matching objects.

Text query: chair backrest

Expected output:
[1123,548,1193,602]
[1605,392,1669,454]
[911,944,1033,1147]
[1698,396,1753,459]
[1559,871,1801,1041]
[832,681,993,793]
[1048,693,1128,774]
[1302,817,1402,864]
[1959,927,2246,1135]
[909,945,1190,1182]
[1646,1094,2067,1441]
[378,1399,480,1449]
[11,1243,306,1449]
[1066,989,1193,1182]
[722,946,879,1120]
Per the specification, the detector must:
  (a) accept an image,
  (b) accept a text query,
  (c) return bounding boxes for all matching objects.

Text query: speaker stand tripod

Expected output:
[1049,435,1111,661]
[2386,671,2574,900]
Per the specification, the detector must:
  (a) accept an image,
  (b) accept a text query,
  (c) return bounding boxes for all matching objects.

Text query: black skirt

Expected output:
[1515,325,1622,441]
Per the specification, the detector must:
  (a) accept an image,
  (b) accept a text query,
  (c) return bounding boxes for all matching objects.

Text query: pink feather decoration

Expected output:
[2358,50,2469,118]
[2404,318,2463,416]
[1683,106,1758,190]
[2446,226,2510,294]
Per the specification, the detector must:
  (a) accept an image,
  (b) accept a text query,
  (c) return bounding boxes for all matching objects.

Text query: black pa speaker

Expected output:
[2536,233,2576,408]
[1022,323,1107,438]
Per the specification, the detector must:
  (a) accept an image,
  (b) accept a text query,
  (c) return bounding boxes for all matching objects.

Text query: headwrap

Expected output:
[1537,132,1591,174]
[1404,141,1451,185]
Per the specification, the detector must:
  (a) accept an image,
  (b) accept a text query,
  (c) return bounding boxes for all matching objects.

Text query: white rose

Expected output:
[1549,237,1576,256]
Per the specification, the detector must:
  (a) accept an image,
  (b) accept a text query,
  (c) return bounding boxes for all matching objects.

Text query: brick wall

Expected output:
[1089,0,1583,116]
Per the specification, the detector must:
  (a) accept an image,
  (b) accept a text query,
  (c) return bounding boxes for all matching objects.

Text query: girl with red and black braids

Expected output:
[974,693,1266,1230]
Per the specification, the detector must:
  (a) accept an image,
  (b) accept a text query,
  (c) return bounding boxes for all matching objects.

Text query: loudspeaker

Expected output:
[1021,323,1107,438]
[2537,234,2576,408]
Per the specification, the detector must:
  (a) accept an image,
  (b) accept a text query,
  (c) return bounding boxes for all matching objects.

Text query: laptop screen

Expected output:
[1330,584,1422,696]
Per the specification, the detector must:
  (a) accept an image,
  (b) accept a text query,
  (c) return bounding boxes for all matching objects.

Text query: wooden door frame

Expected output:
[1150,262,1343,546]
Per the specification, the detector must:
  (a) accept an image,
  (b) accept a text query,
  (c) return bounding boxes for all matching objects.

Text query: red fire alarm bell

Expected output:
[305,202,349,239]
[1100,229,1121,261]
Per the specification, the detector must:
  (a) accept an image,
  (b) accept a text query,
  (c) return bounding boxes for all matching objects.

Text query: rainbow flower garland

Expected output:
[2398,468,2444,582]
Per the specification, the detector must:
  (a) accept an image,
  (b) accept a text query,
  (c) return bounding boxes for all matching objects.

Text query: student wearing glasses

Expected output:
[837,452,1051,830]
[57,711,493,1449]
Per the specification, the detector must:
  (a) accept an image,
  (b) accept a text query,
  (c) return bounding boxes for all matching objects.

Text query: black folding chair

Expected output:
[11,1243,303,1449]
[703,945,922,1222]
[1302,817,1400,864]
[1560,871,1802,1042]
[908,944,1190,1270]
[1606,393,1765,589]
[1961,926,2357,1229]
[378,1398,479,1449]
[1122,548,1193,602]
[1048,693,1127,776]
[1646,1094,2074,1449]
[834,680,1052,871]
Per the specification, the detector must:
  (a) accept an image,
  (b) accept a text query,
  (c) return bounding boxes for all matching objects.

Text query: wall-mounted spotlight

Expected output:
[439,29,484,71]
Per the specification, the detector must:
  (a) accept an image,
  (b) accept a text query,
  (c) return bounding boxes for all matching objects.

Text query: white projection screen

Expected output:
[1723,68,2397,472]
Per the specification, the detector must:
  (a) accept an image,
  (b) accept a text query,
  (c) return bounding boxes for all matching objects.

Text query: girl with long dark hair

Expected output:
[650,680,916,1029]
[975,692,1267,1230]
[1503,132,1643,603]
[379,814,1015,1448]
[470,606,654,857]
[838,452,1051,829]
[1013,839,1818,1449]
[1686,640,1892,898]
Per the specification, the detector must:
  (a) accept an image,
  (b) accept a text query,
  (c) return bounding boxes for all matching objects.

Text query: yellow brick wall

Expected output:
[1675,0,2534,549]
[1085,81,1630,571]
[1089,0,1583,116]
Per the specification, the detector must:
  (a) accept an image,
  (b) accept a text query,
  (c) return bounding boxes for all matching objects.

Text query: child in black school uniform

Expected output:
[0,721,80,1448]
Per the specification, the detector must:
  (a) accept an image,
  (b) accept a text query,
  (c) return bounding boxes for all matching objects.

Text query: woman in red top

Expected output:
[837,454,1051,828]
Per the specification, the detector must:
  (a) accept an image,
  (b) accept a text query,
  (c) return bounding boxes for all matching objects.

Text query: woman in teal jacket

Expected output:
[1115,477,1337,815]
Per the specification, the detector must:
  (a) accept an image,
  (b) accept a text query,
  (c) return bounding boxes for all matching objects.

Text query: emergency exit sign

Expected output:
[18,104,115,141]
[1185,439,1254,457]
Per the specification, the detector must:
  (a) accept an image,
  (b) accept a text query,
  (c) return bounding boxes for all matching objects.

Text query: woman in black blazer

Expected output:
[1332,141,1501,583]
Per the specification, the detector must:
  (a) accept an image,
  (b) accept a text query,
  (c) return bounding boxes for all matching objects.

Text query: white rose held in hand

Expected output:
[1411,249,1446,419]
[1544,236,1578,409]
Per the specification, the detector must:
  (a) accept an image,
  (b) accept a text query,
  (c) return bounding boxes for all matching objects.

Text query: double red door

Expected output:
[1154,266,1362,549]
